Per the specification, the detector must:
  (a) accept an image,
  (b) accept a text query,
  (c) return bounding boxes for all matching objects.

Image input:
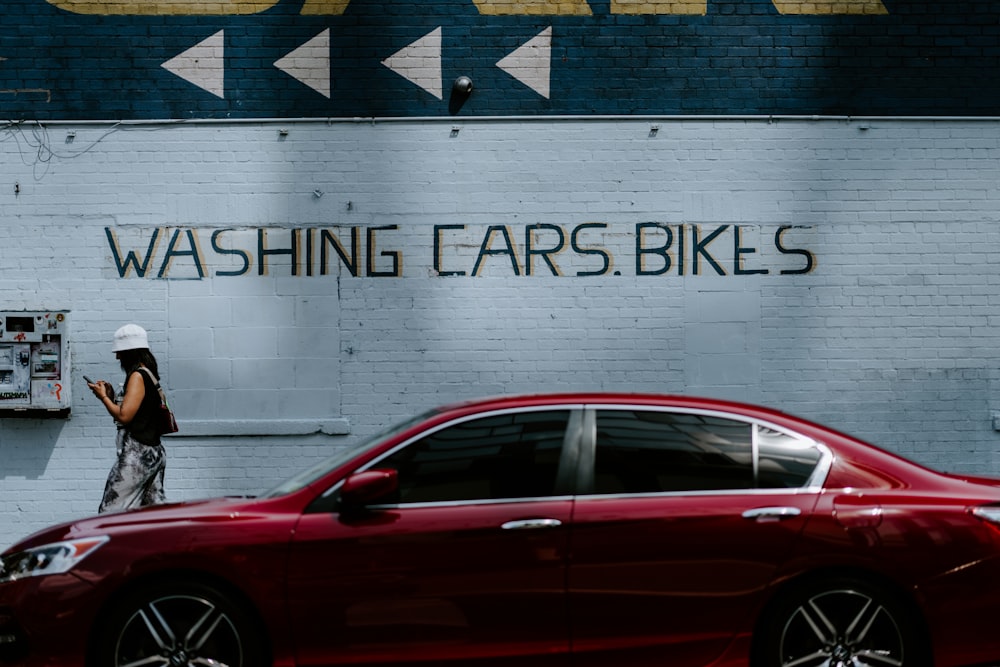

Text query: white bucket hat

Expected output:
[112,324,149,352]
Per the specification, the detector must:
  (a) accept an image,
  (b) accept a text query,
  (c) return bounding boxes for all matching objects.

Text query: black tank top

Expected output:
[125,368,161,446]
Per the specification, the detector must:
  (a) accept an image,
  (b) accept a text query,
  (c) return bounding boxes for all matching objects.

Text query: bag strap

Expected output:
[137,367,168,406]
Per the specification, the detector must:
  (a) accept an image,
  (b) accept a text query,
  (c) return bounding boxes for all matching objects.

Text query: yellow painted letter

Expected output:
[611,0,706,14]
[300,0,352,14]
[771,0,887,14]
[473,0,592,15]
[46,0,280,15]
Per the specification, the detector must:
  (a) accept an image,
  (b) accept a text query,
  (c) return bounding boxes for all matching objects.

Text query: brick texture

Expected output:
[0,117,998,543]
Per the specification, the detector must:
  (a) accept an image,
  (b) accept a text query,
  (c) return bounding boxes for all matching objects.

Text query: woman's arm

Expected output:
[97,371,146,424]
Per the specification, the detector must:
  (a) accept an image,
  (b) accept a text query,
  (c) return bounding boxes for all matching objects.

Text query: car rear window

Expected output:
[593,409,821,493]
[594,410,754,493]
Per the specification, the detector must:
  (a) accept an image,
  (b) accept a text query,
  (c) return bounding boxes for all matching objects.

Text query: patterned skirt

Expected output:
[98,428,166,514]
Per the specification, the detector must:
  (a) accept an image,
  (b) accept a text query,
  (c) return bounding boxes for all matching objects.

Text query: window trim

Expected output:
[321,402,833,511]
[579,403,832,497]
[359,404,587,509]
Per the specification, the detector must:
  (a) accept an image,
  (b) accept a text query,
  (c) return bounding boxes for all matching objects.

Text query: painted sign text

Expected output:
[106,223,815,279]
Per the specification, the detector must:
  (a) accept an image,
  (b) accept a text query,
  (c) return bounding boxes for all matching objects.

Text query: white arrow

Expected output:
[381,27,442,100]
[275,29,331,98]
[162,30,225,99]
[497,27,552,99]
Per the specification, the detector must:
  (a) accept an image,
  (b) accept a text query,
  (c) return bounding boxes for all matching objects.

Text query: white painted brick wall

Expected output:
[0,118,998,544]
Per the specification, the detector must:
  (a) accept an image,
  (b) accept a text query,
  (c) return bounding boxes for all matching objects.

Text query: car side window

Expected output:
[756,425,822,488]
[375,410,571,503]
[593,410,754,493]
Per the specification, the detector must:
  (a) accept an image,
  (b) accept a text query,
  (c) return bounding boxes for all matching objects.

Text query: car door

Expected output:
[286,407,579,667]
[567,407,826,667]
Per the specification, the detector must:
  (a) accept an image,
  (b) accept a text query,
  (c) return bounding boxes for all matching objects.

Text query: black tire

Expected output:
[756,576,927,667]
[92,579,268,667]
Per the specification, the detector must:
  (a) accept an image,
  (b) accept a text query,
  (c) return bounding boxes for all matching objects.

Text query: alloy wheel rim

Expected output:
[779,588,905,667]
[113,594,244,667]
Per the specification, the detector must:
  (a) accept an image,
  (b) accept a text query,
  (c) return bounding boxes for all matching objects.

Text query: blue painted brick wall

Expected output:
[1,0,999,119]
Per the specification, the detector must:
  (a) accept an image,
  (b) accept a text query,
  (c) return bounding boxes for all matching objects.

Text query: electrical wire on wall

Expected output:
[0,120,122,180]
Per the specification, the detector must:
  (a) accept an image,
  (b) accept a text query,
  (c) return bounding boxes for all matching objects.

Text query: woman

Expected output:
[88,323,167,513]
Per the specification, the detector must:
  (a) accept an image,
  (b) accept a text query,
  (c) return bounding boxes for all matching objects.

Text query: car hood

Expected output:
[4,496,260,553]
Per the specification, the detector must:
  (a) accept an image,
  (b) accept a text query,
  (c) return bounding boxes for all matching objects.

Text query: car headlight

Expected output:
[0,537,109,583]
[973,506,1000,525]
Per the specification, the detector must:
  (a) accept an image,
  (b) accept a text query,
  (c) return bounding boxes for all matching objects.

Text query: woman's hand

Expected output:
[88,380,109,400]
[90,380,118,413]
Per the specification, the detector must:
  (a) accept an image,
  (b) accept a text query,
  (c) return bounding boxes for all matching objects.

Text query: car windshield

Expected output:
[258,410,436,498]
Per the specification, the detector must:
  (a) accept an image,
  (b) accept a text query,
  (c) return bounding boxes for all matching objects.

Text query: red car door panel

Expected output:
[287,500,572,666]
[564,406,825,667]
[568,492,818,667]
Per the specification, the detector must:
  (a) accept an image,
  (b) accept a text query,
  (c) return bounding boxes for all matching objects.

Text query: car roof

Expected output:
[426,392,900,461]
[424,392,996,494]
[433,392,796,422]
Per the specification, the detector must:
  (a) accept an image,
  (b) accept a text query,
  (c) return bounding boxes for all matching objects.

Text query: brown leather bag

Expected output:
[139,367,179,435]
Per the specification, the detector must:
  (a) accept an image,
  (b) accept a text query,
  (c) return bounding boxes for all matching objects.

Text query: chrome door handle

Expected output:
[742,507,802,521]
[501,519,562,530]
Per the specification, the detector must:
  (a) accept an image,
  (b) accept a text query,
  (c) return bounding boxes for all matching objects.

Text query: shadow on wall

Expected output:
[814,0,993,116]
[0,419,66,479]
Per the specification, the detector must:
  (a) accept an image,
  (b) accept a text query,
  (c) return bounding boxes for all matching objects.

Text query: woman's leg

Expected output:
[98,432,166,513]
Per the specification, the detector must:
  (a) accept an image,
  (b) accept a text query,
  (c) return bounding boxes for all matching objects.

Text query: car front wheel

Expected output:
[757,577,926,667]
[93,580,267,667]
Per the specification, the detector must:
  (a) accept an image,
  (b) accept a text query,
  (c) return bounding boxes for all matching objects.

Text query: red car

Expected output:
[2,393,1000,667]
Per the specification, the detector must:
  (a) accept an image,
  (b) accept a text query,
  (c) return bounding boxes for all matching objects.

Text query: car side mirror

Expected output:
[339,469,398,508]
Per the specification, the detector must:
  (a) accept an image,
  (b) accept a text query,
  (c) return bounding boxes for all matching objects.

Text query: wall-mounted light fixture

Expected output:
[449,76,474,115]
[453,76,473,96]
